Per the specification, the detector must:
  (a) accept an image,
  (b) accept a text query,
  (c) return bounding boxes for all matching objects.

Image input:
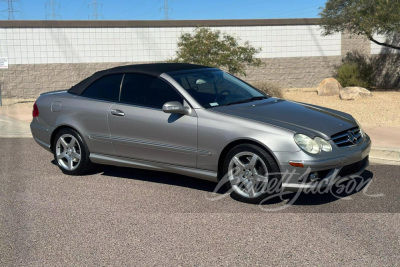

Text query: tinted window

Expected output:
[120,74,183,109]
[170,70,266,108]
[82,74,123,102]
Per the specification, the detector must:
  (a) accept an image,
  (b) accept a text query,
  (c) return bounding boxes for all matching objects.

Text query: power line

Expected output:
[106,0,149,20]
[46,0,61,20]
[1,0,20,20]
[89,0,102,20]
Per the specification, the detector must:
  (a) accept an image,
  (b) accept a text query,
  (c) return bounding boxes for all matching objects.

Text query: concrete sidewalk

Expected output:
[364,126,400,165]
[0,115,32,138]
[0,113,399,165]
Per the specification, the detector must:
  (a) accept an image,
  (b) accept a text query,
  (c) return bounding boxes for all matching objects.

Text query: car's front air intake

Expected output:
[331,127,363,147]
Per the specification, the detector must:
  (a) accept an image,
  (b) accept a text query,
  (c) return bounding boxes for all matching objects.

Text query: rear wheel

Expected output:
[53,128,92,175]
[222,144,281,204]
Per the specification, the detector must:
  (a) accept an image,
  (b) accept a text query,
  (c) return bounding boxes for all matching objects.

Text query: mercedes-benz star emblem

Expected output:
[347,131,357,144]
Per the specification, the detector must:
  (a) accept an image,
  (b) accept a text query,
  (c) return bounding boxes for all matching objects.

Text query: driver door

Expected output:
[108,73,198,168]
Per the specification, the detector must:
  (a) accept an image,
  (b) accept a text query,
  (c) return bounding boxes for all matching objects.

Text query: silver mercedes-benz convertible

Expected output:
[31,63,371,203]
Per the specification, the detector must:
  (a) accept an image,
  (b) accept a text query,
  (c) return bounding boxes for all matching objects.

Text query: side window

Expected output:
[81,74,123,102]
[120,74,183,109]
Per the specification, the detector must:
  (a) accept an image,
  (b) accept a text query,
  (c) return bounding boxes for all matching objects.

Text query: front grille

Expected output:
[338,156,368,177]
[331,127,363,148]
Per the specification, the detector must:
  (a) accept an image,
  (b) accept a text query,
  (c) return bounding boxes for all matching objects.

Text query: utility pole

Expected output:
[1,0,20,20]
[46,0,61,20]
[89,0,102,20]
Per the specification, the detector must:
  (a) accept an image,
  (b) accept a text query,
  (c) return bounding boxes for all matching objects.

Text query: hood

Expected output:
[211,98,356,139]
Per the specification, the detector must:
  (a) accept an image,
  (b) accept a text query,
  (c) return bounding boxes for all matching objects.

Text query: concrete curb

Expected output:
[369,147,400,165]
[0,134,32,138]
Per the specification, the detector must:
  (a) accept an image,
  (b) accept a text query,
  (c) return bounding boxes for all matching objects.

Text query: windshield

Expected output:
[168,69,267,108]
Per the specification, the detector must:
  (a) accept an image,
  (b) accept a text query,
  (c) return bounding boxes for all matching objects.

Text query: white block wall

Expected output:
[371,35,386,54]
[0,25,341,65]
[371,34,399,54]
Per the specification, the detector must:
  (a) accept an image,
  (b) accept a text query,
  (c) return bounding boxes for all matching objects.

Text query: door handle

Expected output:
[110,109,125,116]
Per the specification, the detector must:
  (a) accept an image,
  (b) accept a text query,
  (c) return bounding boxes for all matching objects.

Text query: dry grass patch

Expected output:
[250,81,283,98]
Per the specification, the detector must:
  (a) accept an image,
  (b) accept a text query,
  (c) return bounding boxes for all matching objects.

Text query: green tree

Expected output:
[171,27,262,76]
[320,0,400,50]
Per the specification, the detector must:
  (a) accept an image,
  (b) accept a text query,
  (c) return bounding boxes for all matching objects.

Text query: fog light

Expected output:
[309,172,320,182]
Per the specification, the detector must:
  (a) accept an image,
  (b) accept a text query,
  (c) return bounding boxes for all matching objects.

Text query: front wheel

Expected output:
[222,144,281,204]
[53,128,92,175]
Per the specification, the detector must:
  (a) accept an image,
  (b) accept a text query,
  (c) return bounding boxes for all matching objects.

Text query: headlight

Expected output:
[294,134,332,154]
[314,137,332,152]
[294,134,320,154]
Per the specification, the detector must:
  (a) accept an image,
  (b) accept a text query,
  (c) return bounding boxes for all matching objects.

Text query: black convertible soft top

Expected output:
[68,63,212,95]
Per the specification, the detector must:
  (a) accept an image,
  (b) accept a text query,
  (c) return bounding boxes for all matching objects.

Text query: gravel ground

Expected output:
[0,101,34,123]
[283,91,400,127]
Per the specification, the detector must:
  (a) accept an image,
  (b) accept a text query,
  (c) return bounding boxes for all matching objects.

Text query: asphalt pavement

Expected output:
[1,138,400,266]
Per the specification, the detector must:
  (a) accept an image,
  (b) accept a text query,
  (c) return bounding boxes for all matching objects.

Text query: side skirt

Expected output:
[90,153,218,182]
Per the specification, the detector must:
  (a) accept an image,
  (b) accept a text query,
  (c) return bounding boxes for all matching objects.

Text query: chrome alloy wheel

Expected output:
[55,134,82,171]
[228,152,269,198]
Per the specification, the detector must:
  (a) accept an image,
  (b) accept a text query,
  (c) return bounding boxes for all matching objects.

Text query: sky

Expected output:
[0,0,328,21]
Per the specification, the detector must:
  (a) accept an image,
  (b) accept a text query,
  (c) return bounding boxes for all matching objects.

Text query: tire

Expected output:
[53,128,92,175]
[221,144,281,204]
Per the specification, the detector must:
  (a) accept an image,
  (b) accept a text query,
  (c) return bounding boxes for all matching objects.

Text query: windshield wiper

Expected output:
[226,96,268,106]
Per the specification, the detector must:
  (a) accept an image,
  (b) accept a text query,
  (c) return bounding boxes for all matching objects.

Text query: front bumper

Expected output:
[274,134,372,191]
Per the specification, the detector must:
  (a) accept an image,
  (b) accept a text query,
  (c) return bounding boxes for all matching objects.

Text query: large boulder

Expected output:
[317,78,342,96]
[340,87,372,100]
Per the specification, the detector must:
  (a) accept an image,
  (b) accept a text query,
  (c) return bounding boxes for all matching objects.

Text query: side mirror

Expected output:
[162,101,189,115]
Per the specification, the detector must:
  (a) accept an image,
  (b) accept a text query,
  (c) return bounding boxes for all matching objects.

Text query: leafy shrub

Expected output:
[335,51,374,88]
[170,27,262,76]
[250,81,283,98]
